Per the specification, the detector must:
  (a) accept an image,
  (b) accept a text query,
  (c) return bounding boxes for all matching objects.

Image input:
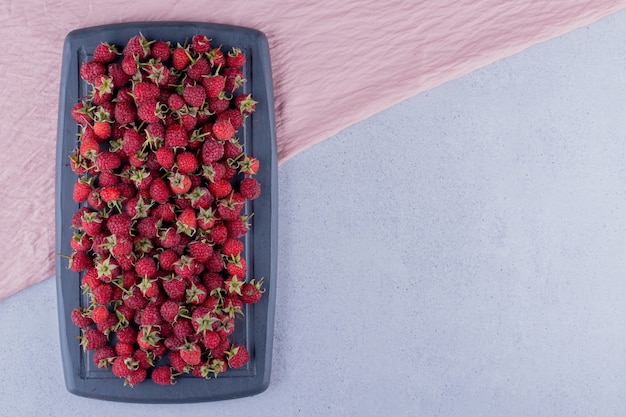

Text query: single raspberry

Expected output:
[202,74,225,98]
[112,355,138,378]
[68,251,93,272]
[73,178,92,203]
[151,366,175,385]
[151,40,171,61]
[137,325,161,350]
[186,186,214,210]
[183,84,206,108]
[167,93,186,111]
[152,202,176,222]
[185,282,207,305]
[125,368,147,387]
[201,139,224,164]
[106,213,132,237]
[145,122,165,144]
[225,255,247,277]
[115,325,138,344]
[115,341,135,357]
[156,249,177,272]
[92,283,113,304]
[238,155,259,175]
[71,307,94,328]
[164,125,188,148]
[216,109,243,130]
[133,348,155,370]
[123,33,152,59]
[132,81,160,105]
[99,186,121,204]
[93,42,119,63]
[168,172,192,195]
[121,53,139,75]
[70,231,93,253]
[207,47,226,67]
[188,239,213,263]
[179,342,202,366]
[109,63,131,87]
[92,75,115,104]
[223,67,246,94]
[208,223,228,246]
[176,151,199,174]
[207,93,230,114]
[223,139,243,159]
[93,120,112,140]
[192,34,211,54]
[158,227,182,249]
[211,118,235,140]
[217,192,245,221]
[123,286,149,310]
[227,47,246,67]
[135,256,157,278]
[149,177,171,203]
[224,274,245,296]
[226,344,250,369]
[80,60,106,84]
[81,267,101,292]
[132,216,155,239]
[96,151,122,171]
[169,350,192,373]
[216,315,235,338]
[187,57,210,81]
[159,300,181,323]
[93,346,117,368]
[234,93,257,114]
[163,276,187,301]
[79,328,108,351]
[241,278,264,304]
[71,101,94,125]
[221,238,243,257]
[208,179,232,199]
[190,306,217,333]
[239,177,261,200]
[98,171,120,187]
[172,45,191,71]
[140,304,162,326]
[137,99,164,124]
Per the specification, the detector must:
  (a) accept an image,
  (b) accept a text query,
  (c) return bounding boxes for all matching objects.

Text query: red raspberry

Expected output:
[239,177,261,200]
[226,344,250,368]
[192,34,211,54]
[151,366,175,385]
[211,119,234,140]
[71,307,94,328]
[151,40,171,61]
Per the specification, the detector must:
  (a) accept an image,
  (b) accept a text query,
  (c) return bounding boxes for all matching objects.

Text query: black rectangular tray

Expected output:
[55,22,277,403]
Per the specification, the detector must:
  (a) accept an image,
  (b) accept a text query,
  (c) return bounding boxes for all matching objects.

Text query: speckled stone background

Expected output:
[1,9,625,416]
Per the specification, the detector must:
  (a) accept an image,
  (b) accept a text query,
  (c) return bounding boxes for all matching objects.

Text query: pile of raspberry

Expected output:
[66,33,263,386]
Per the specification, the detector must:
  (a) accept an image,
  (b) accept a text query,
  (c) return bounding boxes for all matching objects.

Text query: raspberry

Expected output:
[239,177,261,200]
[226,344,249,369]
[151,366,174,385]
[79,328,108,351]
[93,346,117,368]
[71,307,94,328]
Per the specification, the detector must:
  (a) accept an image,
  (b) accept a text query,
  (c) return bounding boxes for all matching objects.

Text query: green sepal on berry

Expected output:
[95,256,120,282]
[192,310,219,335]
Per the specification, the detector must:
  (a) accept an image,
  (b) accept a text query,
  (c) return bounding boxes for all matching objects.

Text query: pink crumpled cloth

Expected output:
[0,0,624,301]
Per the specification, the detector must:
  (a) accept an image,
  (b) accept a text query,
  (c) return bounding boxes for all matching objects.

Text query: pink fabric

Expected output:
[0,1,624,301]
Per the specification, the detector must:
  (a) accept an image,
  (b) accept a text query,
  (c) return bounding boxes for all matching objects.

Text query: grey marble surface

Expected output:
[1,9,625,417]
